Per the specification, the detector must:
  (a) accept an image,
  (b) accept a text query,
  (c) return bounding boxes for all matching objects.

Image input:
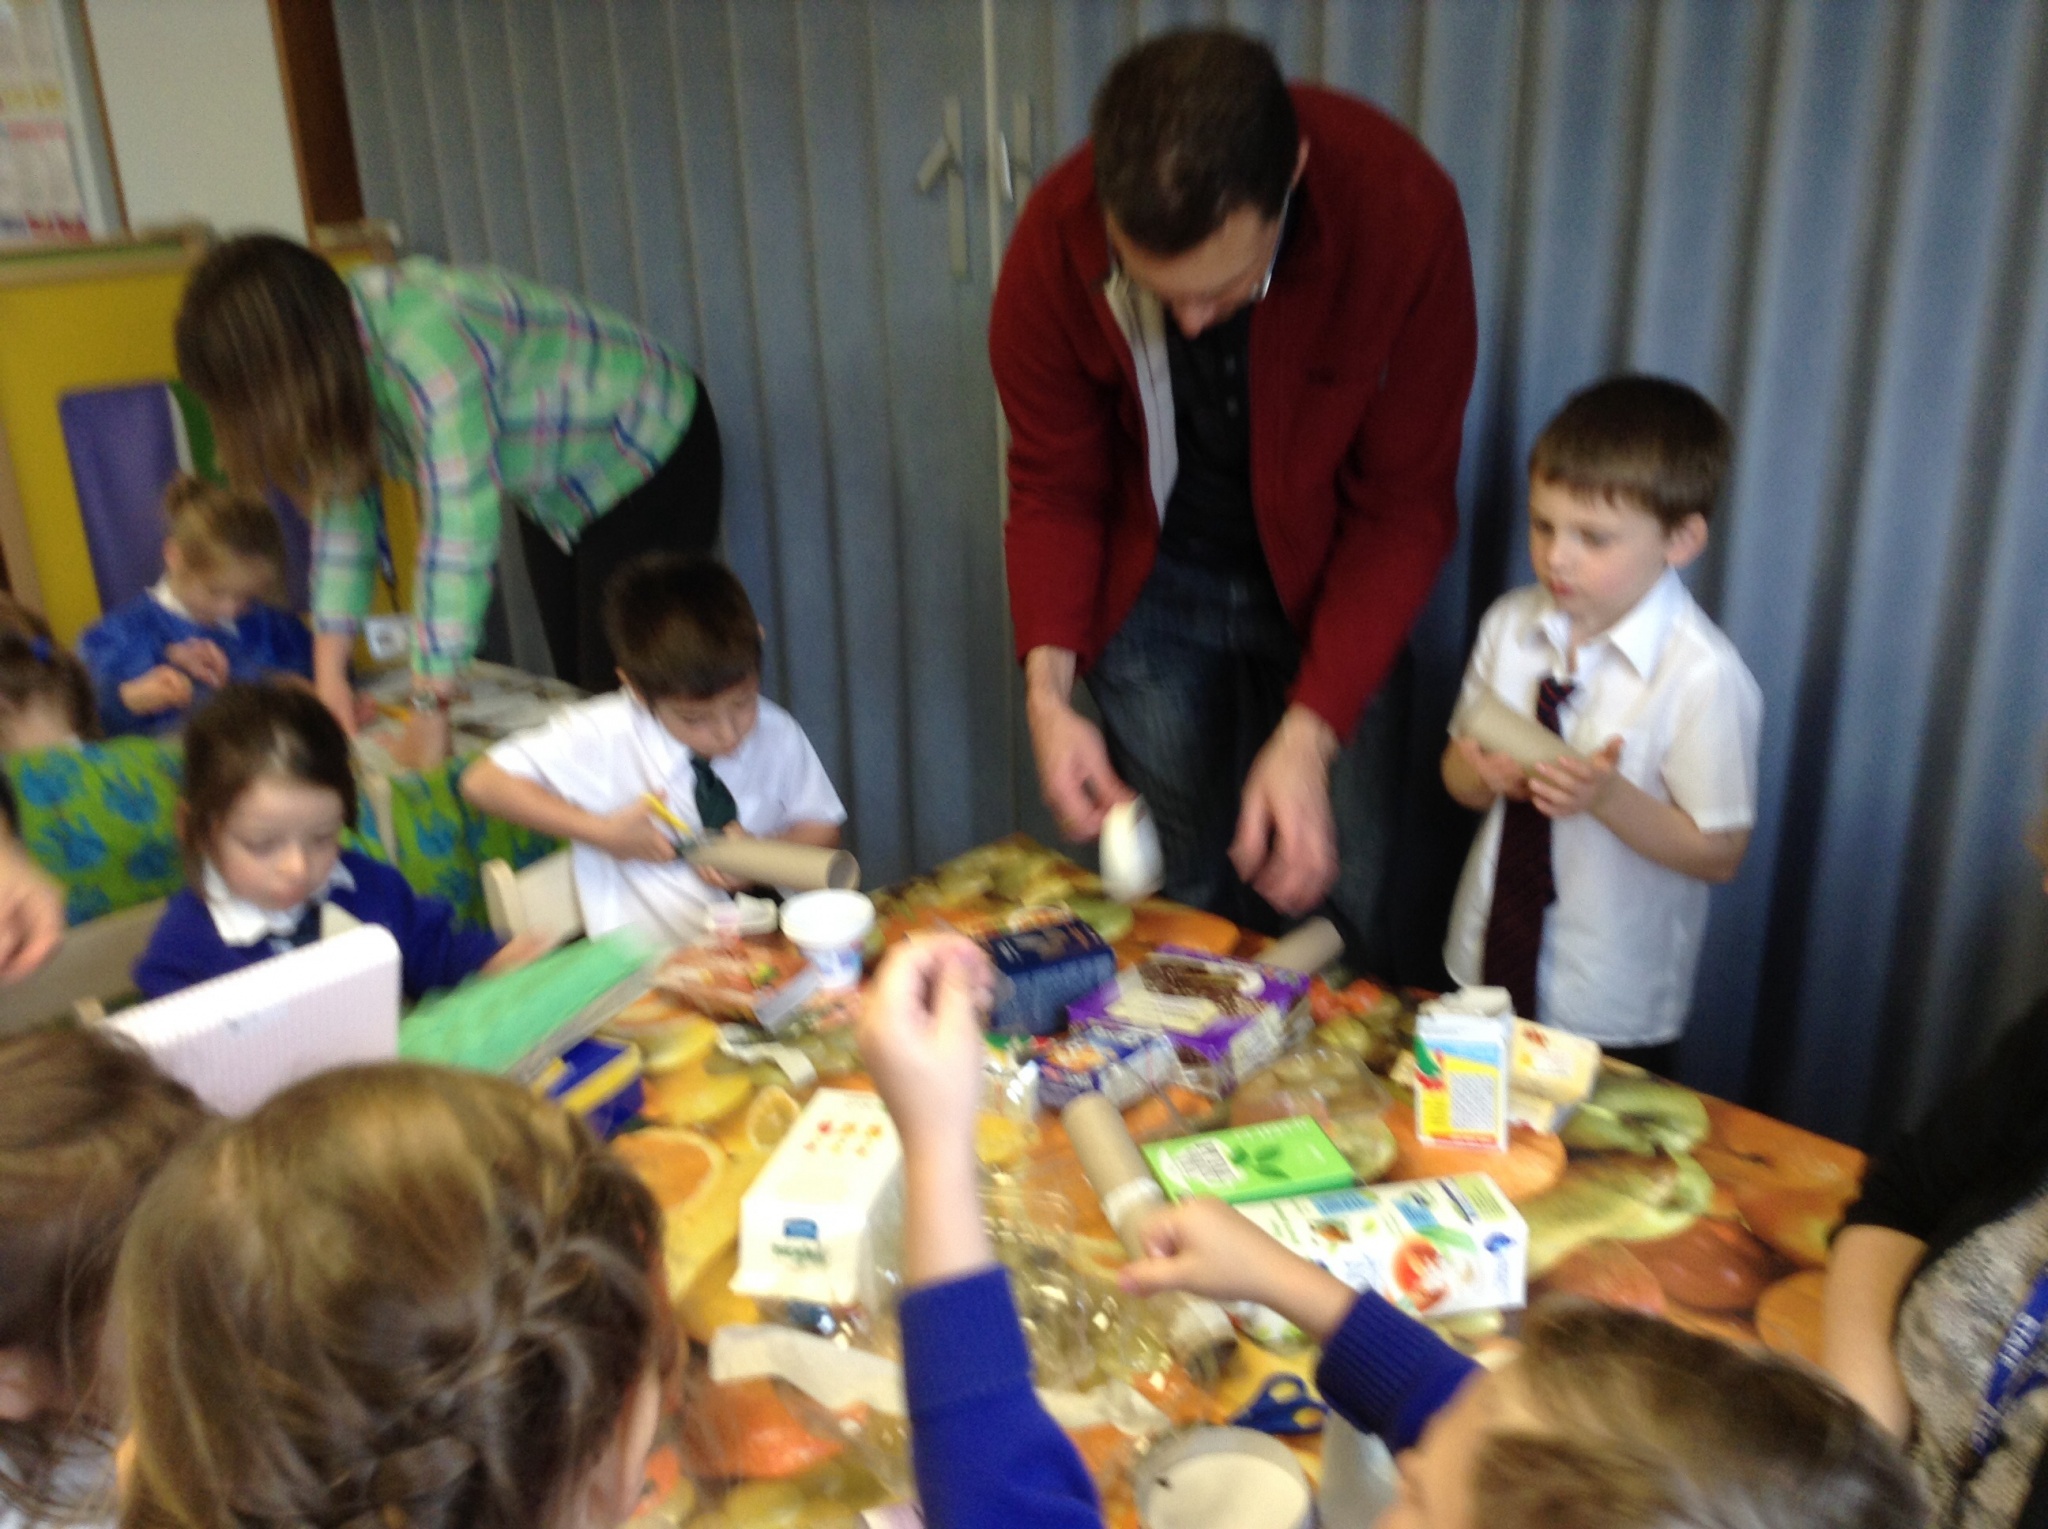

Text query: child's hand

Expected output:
[164,637,230,688]
[693,823,750,890]
[1530,737,1624,820]
[594,802,678,863]
[481,929,556,975]
[856,935,996,1158]
[120,665,194,716]
[1120,1197,1359,1343]
[1453,736,1531,801]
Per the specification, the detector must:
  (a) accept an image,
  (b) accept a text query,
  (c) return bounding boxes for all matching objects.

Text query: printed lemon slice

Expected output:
[610,1128,727,1218]
[643,1064,754,1129]
[675,1244,760,1345]
[606,1003,721,1075]
[663,1149,770,1300]
[718,1084,800,1155]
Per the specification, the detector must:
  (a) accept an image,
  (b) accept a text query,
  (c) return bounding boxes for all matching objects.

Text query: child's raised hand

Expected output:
[119,665,194,716]
[856,935,996,1158]
[1120,1197,1359,1343]
[594,801,678,863]
[1530,736,1624,820]
[165,637,230,689]
[1453,736,1531,802]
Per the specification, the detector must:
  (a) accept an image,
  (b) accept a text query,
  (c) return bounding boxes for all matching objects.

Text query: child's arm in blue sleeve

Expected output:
[358,856,502,997]
[1315,1289,1480,1452]
[900,1268,1103,1529]
[79,609,164,736]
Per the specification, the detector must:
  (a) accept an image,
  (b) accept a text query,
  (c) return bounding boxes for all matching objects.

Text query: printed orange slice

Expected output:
[611,1129,726,1216]
[644,1064,755,1129]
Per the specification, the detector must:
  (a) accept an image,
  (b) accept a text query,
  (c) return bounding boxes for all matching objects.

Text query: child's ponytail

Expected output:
[0,597,99,743]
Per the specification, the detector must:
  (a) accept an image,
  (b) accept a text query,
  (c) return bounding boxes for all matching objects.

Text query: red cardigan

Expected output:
[992,86,1477,740]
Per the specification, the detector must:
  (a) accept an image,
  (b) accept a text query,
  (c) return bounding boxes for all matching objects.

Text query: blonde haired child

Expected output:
[116,1063,669,1529]
[859,936,1924,1529]
[78,474,310,737]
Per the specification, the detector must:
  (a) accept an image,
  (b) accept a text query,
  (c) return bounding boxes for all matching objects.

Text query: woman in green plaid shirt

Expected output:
[174,234,720,744]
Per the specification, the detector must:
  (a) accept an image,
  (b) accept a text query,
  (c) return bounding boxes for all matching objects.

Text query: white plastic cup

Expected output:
[779,889,876,990]
[1100,797,1164,903]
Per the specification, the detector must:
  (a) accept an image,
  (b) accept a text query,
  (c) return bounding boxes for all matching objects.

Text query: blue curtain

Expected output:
[337,0,2048,1145]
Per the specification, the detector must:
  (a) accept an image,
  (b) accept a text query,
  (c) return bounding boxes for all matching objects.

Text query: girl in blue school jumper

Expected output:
[79,473,313,736]
[133,683,543,1000]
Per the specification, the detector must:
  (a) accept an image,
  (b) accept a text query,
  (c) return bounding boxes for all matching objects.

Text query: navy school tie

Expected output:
[693,757,738,834]
[1481,676,1574,1020]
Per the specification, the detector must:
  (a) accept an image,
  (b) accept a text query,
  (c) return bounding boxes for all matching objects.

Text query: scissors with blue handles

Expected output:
[1231,1373,1327,1436]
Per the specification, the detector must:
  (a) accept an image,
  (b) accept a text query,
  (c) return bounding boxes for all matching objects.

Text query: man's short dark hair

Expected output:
[1529,375,1733,530]
[604,554,763,702]
[1091,28,1299,256]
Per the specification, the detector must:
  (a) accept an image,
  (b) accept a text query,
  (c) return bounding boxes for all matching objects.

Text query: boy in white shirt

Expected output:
[1442,376,1762,1073]
[462,554,845,941]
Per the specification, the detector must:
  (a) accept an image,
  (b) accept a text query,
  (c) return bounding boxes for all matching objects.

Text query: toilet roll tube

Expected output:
[686,839,860,891]
[1259,917,1344,974]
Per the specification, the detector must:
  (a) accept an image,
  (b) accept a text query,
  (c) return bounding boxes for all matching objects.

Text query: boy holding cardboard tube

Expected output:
[1440,376,1762,1071]
[462,553,845,941]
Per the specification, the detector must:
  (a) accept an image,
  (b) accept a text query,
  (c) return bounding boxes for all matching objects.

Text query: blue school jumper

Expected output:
[79,589,314,736]
[133,849,501,1001]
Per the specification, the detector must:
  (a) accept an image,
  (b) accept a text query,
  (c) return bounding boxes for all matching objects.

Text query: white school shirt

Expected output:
[1443,570,1762,1046]
[486,691,845,943]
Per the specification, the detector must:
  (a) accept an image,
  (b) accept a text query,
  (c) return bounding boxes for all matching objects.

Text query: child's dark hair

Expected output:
[162,472,286,581]
[180,684,355,876]
[0,1023,207,1525]
[0,597,98,745]
[1090,28,1299,256]
[604,553,762,703]
[1529,375,1733,530]
[175,234,376,506]
[117,1063,664,1529]
[1479,1300,1924,1529]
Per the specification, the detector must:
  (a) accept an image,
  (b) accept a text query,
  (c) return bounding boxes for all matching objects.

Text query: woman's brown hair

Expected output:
[1473,1301,1925,1529]
[0,597,99,744]
[162,473,287,585]
[179,683,356,877]
[175,235,377,506]
[118,1063,664,1529]
[0,1024,206,1525]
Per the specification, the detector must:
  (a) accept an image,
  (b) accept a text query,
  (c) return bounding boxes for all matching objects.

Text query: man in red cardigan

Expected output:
[995,29,1477,940]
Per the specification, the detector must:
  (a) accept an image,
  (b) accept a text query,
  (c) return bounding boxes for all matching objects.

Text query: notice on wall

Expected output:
[0,0,92,243]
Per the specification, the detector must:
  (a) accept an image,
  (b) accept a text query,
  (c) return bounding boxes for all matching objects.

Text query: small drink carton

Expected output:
[1233,1174,1528,1343]
[1142,1116,1356,1206]
[733,1088,903,1310]
[1413,997,1512,1151]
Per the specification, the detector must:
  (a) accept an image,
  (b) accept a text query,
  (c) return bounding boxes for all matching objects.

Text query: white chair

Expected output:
[0,897,166,1033]
[480,850,583,943]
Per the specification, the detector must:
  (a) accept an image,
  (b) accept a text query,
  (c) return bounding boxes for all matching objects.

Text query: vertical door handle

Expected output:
[914,96,969,279]
[999,93,1035,205]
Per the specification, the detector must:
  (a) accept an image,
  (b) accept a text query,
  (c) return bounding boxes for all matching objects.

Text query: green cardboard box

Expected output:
[1142,1116,1357,1205]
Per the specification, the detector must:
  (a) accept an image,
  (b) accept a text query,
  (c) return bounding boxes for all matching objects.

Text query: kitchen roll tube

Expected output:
[1062,1093,1237,1372]
[1259,918,1343,974]
[1455,690,1581,769]
[687,839,860,891]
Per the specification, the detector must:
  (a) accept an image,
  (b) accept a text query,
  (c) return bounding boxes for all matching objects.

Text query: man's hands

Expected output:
[119,666,194,717]
[1231,705,1340,915]
[164,637,230,689]
[1024,647,1133,840]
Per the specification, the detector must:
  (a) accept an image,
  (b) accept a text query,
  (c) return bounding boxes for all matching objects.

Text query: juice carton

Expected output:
[1141,1116,1356,1206]
[733,1088,903,1310]
[1233,1174,1528,1343]
[1412,998,1511,1151]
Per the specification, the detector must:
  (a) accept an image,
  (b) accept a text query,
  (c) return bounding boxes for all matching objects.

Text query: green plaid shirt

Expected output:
[312,259,697,677]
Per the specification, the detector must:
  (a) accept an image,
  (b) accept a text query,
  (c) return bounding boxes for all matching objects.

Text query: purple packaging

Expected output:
[1065,947,1313,1091]
[1033,1026,1181,1111]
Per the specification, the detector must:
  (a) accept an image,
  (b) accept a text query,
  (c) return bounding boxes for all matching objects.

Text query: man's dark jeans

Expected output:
[1085,552,1403,963]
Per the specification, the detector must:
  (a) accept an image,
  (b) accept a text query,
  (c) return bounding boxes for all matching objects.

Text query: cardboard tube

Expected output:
[1062,1093,1238,1372]
[1260,917,1344,974]
[1456,691,1581,768]
[686,839,860,891]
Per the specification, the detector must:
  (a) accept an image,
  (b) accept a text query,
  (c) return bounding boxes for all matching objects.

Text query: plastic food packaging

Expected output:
[1067,949,1312,1091]
[534,1034,644,1138]
[659,939,821,1031]
[980,916,1117,1037]
[1035,1027,1181,1113]
[780,891,877,991]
